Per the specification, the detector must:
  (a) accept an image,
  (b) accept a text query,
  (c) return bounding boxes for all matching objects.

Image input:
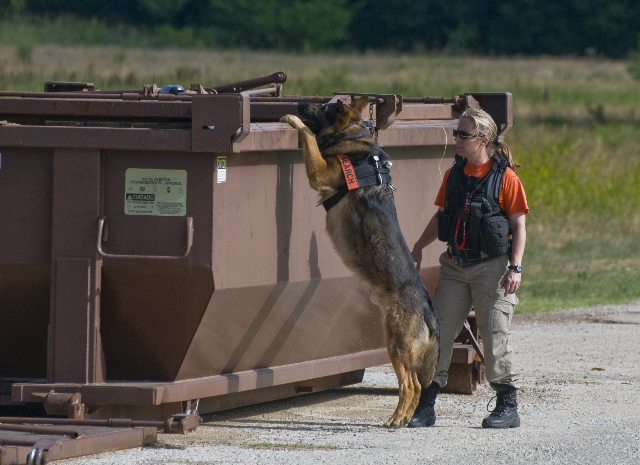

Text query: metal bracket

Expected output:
[97,216,193,260]
[29,391,86,419]
[451,94,480,112]
[332,93,402,130]
[166,413,202,434]
[466,92,513,137]
[191,93,250,153]
[373,94,402,130]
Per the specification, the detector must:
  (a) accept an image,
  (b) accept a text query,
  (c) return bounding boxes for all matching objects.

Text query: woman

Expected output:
[409,108,528,429]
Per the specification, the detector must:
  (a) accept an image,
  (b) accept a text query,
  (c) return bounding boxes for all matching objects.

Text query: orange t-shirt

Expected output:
[434,159,529,216]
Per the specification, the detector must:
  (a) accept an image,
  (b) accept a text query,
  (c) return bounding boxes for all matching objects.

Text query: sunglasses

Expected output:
[452,129,479,139]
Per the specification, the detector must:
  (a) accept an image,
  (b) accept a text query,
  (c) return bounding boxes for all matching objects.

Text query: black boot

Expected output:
[408,381,440,427]
[481,383,520,428]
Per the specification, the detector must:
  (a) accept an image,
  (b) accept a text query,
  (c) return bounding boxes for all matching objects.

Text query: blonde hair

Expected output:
[461,108,520,173]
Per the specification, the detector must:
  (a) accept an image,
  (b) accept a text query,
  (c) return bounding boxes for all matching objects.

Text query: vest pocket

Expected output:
[480,214,511,256]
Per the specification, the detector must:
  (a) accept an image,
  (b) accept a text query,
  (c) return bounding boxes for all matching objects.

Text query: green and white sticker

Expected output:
[125,168,187,216]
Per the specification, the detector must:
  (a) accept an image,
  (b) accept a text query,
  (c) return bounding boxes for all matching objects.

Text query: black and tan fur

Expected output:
[281,96,440,428]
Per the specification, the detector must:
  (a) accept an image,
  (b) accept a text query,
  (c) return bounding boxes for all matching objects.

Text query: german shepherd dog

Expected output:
[281,96,439,428]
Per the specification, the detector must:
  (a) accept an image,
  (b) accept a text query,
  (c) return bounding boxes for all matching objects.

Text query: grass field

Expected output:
[1,45,639,312]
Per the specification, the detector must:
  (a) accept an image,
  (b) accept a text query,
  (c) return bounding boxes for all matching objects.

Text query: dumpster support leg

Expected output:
[48,149,105,384]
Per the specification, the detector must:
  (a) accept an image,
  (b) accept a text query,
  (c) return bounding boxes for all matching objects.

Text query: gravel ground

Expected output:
[58,302,640,464]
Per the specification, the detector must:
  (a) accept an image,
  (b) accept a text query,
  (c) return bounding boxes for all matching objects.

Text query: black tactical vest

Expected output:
[437,155,511,265]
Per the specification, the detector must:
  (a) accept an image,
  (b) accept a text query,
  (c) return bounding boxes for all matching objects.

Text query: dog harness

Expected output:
[323,154,393,211]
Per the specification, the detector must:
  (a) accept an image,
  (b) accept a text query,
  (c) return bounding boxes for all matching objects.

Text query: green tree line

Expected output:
[2,0,640,57]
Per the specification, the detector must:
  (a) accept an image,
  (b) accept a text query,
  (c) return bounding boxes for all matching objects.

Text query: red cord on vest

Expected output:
[454,196,472,251]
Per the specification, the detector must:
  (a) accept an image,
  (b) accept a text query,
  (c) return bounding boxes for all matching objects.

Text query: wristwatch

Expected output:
[508,265,522,273]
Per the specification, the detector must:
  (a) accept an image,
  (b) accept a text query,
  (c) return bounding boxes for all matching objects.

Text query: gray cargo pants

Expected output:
[432,252,518,388]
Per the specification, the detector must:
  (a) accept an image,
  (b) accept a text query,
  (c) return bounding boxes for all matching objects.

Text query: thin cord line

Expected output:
[437,123,449,183]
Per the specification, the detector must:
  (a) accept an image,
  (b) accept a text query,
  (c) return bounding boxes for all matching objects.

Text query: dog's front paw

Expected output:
[280,114,305,129]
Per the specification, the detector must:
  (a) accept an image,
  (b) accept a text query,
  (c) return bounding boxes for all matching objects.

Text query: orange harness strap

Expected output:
[337,154,360,189]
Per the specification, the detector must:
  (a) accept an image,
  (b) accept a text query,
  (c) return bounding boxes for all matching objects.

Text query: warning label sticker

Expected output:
[216,156,226,183]
[124,168,187,216]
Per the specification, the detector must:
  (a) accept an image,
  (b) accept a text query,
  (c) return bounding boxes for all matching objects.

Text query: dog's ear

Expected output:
[298,102,318,119]
[353,95,369,114]
[336,99,345,112]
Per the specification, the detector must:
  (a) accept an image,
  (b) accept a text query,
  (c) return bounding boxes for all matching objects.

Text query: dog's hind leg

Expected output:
[405,368,422,423]
[384,353,407,428]
[384,353,422,428]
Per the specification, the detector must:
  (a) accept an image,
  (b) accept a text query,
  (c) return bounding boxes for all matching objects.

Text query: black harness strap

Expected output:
[323,184,349,211]
[323,154,392,212]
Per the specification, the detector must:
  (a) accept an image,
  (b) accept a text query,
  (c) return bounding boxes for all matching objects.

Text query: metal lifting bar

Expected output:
[0,413,201,434]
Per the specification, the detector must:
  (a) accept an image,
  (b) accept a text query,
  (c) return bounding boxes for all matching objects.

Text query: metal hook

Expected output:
[27,448,44,465]
[185,399,200,415]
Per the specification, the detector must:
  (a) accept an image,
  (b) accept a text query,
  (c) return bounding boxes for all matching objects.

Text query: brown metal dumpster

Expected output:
[0,75,511,422]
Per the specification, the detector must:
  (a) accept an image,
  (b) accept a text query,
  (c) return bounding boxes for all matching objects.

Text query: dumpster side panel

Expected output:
[176,147,451,381]
[385,145,454,293]
[99,151,214,381]
[176,150,380,380]
[175,279,382,380]
[208,150,351,289]
[0,148,53,378]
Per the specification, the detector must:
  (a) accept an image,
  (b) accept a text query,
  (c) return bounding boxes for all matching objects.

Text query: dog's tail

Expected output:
[418,293,440,388]
[418,335,439,388]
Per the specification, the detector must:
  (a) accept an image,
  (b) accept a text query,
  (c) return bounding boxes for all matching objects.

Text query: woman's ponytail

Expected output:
[493,139,520,173]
